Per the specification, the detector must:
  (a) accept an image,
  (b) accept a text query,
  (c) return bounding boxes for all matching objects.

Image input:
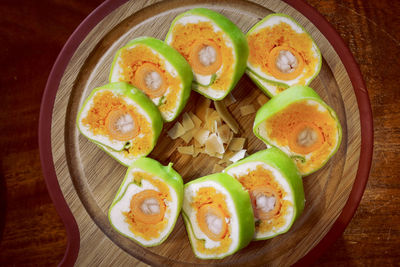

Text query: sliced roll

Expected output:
[224,148,305,240]
[253,85,342,175]
[182,173,254,259]
[76,82,163,166]
[246,13,322,97]
[165,8,248,100]
[110,37,193,122]
[108,157,183,247]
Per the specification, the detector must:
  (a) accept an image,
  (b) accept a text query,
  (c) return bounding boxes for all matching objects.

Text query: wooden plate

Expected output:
[39,0,373,266]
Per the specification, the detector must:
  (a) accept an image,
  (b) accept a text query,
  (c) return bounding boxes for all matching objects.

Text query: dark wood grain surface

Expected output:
[0,0,398,266]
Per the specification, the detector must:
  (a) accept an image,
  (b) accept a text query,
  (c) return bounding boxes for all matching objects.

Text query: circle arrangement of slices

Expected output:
[76,8,342,260]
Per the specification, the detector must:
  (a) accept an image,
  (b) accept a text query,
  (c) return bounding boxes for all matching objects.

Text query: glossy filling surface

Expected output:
[118,45,181,114]
[169,21,234,91]
[81,91,153,157]
[264,100,338,174]
[123,172,171,240]
[248,22,318,84]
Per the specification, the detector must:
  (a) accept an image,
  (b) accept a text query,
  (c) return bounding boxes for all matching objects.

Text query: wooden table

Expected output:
[0,0,398,265]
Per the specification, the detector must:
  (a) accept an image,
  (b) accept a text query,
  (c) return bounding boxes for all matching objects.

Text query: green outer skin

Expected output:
[246,13,322,95]
[108,157,184,247]
[224,148,305,240]
[183,173,255,259]
[246,69,288,98]
[253,85,343,176]
[109,36,193,122]
[165,8,249,101]
[76,82,163,166]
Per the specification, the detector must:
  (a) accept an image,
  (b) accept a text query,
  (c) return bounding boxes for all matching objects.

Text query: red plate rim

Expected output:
[38,0,373,266]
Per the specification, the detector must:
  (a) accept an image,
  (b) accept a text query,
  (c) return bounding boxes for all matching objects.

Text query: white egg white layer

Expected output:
[257,99,340,162]
[110,44,182,121]
[78,89,151,151]
[247,15,320,87]
[96,143,135,166]
[183,181,239,259]
[109,168,179,246]
[225,161,294,239]
[246,69,284,96]
[166,15,236,100]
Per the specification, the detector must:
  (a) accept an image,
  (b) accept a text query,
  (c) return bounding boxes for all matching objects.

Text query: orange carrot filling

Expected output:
[267,46,304,80]
[232,165,291,233]
[170,21,234,91]
[130,190,166,224]
[134,63,167,98]
[264,100,338,174]
[81,91,153,157]
[288,122,324,155]
[196,203,228,241]
[105,109,139,141]
[191,187,232,254]
[118,45,181,113]
[123,171,171,240]
[189,40,222,75]
[250,186,282,221]
[247,22,318,84]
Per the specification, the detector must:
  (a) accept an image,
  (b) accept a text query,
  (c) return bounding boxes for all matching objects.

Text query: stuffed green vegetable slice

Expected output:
[76,82,163,166]
[182,173,254,259]
[224,148,305,240]
[110,37,193,122]
[246,13,322,97]
[253,85,342,176]
[108,157,183,247]
[165,8,248,100]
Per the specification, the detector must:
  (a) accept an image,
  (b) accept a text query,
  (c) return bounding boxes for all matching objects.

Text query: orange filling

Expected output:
[267,46,304,80]
[264,100,338,174]
[118,45,181,113]
[123,171,171,240]
[170,21,234,91]
[233,165,291,234]
[196,203,228,241]
[247,22,318,84]
[81,91,153,157]
[130,190,166,224]
[250,186,282,221]
[189,40,222,75]
[105,109,139,141]
[134,63,167,98]
[288,122,324,154]
[191,187,232,254]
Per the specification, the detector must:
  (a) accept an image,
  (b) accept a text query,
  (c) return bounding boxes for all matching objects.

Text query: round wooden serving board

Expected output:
[41,0,372,266]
